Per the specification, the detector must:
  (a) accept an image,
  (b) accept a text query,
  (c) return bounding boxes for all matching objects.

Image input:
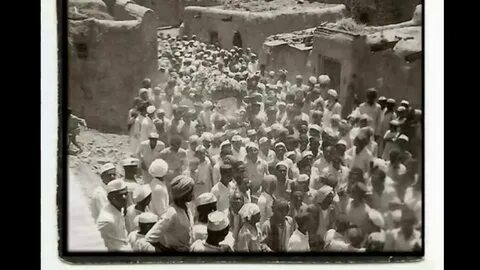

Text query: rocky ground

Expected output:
[68,128,132,200]
[67,128,132,250]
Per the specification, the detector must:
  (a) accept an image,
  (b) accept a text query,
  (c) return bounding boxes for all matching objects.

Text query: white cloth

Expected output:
[257,192,275,224]
[139,116,156,143]
[358,102,382,136]
[125,205,143,233]
[149,178,169,218]
[193,159,214,197]
[90,185,108,221]
[287,229,310,252]
[127,231,155,252]
[136,140,165,184]
[345,146,373,173]
[96,203,132,251]
[145,204,194,250]
[211,181,233,215]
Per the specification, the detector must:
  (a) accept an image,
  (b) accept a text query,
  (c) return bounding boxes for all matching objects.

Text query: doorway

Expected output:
[318,55,342,91]
[233,31,243,48]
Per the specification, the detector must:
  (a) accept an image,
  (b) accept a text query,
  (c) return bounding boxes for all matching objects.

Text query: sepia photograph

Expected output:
[60,0,425,261]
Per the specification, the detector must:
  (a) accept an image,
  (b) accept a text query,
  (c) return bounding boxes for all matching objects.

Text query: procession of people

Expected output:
[78,34,422,253]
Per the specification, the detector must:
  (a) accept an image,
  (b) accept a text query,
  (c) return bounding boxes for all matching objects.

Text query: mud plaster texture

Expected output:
[263,5,422,117]
[182,3,346,59]
[68,0,159,133]
[134,0,222,27]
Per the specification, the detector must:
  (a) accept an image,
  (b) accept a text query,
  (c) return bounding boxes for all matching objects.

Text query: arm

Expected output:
[145,209,174,243]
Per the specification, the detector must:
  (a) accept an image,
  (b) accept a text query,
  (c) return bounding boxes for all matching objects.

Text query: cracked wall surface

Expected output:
[68,0,159,133]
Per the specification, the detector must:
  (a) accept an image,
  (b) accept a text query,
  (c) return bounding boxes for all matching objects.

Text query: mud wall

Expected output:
[183,5,346,55]
[358,49,422,109]
[68,3,158,133]
[134,0,222,27]
[264,45,313,82]
[266,29,421,116]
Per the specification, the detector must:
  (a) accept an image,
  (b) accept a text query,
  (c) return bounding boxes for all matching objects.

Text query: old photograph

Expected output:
[64,0,423,256]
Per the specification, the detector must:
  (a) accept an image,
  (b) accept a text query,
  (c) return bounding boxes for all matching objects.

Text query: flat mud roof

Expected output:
[220,0,338,13]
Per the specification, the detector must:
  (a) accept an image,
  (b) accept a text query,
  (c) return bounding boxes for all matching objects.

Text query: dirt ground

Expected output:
[68,128,132,199]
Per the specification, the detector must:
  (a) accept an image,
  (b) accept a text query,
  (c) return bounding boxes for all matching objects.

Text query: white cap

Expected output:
[246,142,259,151]
[309,76,317,84]
[397,106,406,112]
[238,203,260,221]
[207,211,229,231]
[138,212,158,224]
[400,100,410,106]
[149,132,160,139]
[309,124,321,133]
[247,129,257,136]
[372,158,388,173]
[368,209,385,229]
[106,179,127,194]
[396,134,409,142]
[148,159,169,178]
[220,140,231,149]
[139,88,149,95]
[387,98,396,103]
[132,184,152,203]
[231,135,242,142]
[327,89,338,98]
[274,142,286,148]
[258,137,269,145]
[297,174,309,183]
[318,74,331,84]
[121,158,139,167]
[196,192,217,206]
[301,151,313,159]
[336,139,347,147]
[147,105,156,114]
[100,163,116,175]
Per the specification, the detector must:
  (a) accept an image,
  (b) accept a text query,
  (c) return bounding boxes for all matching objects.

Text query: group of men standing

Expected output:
[79,34,422,253]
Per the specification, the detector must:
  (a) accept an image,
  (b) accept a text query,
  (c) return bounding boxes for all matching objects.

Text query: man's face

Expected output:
[259,142,269,153]
[275,146,286,157]
[277,166,287,179]
[232,141,242,150]
[171,141,181,151]
[110,189,128,209]
[231,196,244,214]
[247,148,259,160]
[371,171,385,193]
[101,169,117,184]
[292,192,304,207]
[203,140,211,149]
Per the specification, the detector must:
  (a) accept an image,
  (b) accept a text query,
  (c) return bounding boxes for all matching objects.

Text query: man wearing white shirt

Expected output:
[147,159,170,217]
[136,133,165,184]
[358,88,383,140]
[90,163,117,221]
[97,179,132,251]
[257,175,277,224]
[345,134,373,174]
[140,106,157,143]
[288,211,311,252]
[211,164,235,215]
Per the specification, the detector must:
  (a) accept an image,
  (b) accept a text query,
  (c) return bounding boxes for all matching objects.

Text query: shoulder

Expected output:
[97,209,115,226]
[159,148,170,154]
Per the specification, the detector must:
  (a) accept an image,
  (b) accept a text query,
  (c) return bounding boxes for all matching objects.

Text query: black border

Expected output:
[58,0,425,263]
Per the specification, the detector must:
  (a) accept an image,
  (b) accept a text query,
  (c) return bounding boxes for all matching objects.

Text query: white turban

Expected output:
[148,159,168,178]
[238,203,260,222]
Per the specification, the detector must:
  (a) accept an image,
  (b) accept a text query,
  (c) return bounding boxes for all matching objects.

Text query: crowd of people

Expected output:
[76,34,423,253]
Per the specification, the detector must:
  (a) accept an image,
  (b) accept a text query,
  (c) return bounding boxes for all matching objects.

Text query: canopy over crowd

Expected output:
[69,33,422,253]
